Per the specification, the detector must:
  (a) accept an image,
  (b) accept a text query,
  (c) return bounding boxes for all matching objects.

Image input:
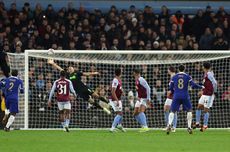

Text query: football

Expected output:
[47,48,55,55]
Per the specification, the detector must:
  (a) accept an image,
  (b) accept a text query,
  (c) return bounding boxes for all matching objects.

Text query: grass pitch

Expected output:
[0,129,229,152]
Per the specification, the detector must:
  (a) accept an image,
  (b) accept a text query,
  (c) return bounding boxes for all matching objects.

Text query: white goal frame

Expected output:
[23,50,230,130]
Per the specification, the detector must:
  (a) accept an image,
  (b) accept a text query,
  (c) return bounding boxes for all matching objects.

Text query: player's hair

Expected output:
[60,70,66,77]
[168,66,176,73]
[115,68,122,76]
[11,69,18,76]
[203,62,211,70]
[178,64,185,72]
[133,69,141,74]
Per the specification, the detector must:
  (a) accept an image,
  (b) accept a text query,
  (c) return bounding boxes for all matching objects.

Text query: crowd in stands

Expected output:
[0,2,229,53]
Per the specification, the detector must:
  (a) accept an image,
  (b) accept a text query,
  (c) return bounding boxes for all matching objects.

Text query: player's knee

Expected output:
[204,108,209,113]
[198,104,204,109]
[116,111,122,115]
[164,105,170,111]
[10,113,16,116]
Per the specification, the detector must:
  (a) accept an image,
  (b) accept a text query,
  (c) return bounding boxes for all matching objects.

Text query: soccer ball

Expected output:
[48,48,55,55]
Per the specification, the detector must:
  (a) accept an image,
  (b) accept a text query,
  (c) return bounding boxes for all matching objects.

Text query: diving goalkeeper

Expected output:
[48,59,111,114]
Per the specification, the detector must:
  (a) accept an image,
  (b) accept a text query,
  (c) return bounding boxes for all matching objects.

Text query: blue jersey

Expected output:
[170,72,202,99]
[0,78,6,93]
[4,76,24,100]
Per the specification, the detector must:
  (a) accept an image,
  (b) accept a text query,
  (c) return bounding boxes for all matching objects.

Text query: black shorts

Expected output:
[76,85,94,101]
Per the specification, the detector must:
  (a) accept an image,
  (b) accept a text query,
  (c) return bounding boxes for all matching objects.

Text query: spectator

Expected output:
[212,36,229,50]
[199,27,214,50]
[36,74,45,90]
[222,86,230,101]
[0,2,229,51]
[191,9,206,40]
[170,10,184,33]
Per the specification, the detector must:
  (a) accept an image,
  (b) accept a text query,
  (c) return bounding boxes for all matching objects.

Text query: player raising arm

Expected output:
[163,66,177,132]
[194,62,217,131]
[2,70,24,132]
[48,59,110,114]
[167,65,203,135]
[48,70,77,132]
[133,69,151,132]
[109,68,125,132]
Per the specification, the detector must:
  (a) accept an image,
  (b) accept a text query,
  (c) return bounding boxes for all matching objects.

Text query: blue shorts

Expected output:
[5,98,19,113]
[170,97,192,112]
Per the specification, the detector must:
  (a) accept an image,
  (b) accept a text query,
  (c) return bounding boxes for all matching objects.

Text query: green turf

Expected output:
[0,129,229,152]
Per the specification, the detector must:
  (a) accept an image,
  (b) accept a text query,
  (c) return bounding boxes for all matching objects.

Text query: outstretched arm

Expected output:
[189,79,204,89]
[82,72,99,76]
[47,59,64,71]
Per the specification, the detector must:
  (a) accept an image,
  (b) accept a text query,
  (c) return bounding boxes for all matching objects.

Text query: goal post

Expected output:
[6,50,230,129]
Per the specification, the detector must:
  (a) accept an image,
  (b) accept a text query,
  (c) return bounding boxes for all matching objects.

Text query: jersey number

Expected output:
[178,78,184,89]
[57,84,67,95]
[8,82,14,91]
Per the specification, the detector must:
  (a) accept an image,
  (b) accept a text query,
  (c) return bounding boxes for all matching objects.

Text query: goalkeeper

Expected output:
[48,59,111,114]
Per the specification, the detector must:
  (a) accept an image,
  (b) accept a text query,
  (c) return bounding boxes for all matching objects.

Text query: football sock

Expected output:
[118,116,123,125]
[61,122,65,127]
[112,115,122,128]
[98,96,109,103]
[196,109,201,124]
[6,115,15,128]
[164,111,169,126]
[168,112,174,126]
[173,113,178,128]
[138,112,147,127]
[65,119,70,127]
[203,112,210,126]
[135,114,142,126]
[187,112,192,128]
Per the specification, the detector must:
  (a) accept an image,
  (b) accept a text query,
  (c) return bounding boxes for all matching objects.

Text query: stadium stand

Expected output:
[0,1,229,128]
[0,2,229,52]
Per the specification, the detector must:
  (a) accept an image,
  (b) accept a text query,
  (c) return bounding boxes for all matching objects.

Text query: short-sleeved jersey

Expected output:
[49,78,76,102]
[68,71,84,93]
[135,77,151,100]
[110,77,123,100]
[203,71,217,96]
[3,76,24,100]
[170,72,202,99]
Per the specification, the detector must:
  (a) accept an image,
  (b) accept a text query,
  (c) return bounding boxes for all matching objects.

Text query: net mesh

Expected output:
[9,51,230,129]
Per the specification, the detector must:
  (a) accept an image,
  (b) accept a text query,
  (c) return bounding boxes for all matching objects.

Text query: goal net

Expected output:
[7,51,230,129]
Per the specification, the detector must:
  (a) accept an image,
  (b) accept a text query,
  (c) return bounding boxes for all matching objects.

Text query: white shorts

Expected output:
[135,100,141,108]
[135,98,148,108]
[198,95,215,108]
[164,98,173,106]
[57,102,71,110]
[109,100,122,112]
